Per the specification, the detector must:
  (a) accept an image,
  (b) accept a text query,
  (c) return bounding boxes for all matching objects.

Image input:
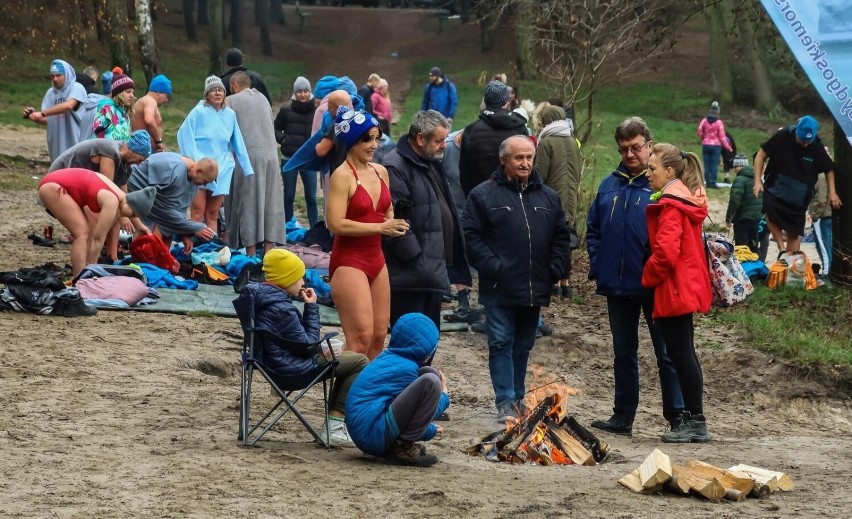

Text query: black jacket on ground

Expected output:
[274,99,317,158]
[459,110,528,196]
[462,167,572,307]
[381,136,471,292]
[221,66,271,103]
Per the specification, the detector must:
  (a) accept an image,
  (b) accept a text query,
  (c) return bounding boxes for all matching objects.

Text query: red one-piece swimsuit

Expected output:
[329,161,392,281]
[39,168,116,213]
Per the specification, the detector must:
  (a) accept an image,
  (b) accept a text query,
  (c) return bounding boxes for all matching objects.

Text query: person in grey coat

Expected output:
[225,72,286,256]
[381,110,471,329]
[128,152,218,254]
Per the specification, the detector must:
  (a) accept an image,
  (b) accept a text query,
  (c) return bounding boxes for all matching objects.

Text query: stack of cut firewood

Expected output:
[619,449,794,501]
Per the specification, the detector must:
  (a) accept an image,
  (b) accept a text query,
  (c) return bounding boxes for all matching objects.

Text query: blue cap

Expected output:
[148,74,172,95]
[127,129,152,158]
[795,115,819,143]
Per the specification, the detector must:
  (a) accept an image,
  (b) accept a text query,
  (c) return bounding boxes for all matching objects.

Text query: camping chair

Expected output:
[233,293,339,447]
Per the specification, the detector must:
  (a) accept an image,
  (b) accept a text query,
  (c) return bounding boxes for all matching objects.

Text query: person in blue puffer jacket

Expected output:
[346,313,450,467]
[235,248,367,446]
[585,116,684,437]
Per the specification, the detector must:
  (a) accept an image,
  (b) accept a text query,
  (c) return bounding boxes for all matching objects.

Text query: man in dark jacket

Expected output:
[459,80,528,197]
[585,117,684,436]
[382,110,471,329]
[462,136,572,421]
[220,47,271,103]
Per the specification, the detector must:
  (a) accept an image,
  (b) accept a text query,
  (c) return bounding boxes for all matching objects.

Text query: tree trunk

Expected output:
[458,0,471,24]
[258,0,272,56]
[831,122,852,285]
[208,0,223,75]
[254,0,262,25]
[230,0,243,48]
[198,0,209,25]
[270,0,284,25]
[515,5,534,80]
[69,0,86,60]
[707,0,733,104]
[183,0,198,42]
[135,0,159,84]
[103,0,132,73]
[735,3,777,114]
[94,0,105,42]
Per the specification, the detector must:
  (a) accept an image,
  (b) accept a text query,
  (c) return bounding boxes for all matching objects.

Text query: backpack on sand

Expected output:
[130,234,180,274]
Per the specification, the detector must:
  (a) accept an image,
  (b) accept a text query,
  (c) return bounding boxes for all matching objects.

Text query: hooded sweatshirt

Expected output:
[345,314,450,457]
[42,59,89,161]
[642,180,712,318]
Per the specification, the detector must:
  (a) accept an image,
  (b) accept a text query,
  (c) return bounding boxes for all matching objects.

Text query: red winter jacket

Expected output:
[642,181,712,319]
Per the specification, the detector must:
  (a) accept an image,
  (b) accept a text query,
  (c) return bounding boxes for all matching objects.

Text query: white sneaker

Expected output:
[320,417,355,447]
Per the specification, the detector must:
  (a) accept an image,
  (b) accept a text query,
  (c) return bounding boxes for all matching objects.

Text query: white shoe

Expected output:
[320,417,355,447]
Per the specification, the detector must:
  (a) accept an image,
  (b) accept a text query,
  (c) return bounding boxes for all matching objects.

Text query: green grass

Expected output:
[713,285,852,365]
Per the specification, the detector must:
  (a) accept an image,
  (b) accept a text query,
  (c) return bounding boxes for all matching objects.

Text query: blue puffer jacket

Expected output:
[345,314,450,457]
[236,282,320,375]
[585,165,655,296]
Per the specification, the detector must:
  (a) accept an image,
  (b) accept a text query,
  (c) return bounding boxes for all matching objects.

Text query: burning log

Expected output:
[561,415,610,463]
[498,396,555,460]
[543,418,595,466]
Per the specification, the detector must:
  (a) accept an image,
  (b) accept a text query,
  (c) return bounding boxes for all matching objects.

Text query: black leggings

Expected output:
[656,313,704,417]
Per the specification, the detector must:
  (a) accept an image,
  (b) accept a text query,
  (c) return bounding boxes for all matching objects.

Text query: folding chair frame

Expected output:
[234,295,340,448]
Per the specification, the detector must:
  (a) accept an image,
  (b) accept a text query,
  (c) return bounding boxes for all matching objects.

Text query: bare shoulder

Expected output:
[370,162,390,181]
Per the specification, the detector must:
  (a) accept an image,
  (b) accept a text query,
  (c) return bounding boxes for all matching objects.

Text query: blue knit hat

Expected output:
[337,76,357,97]
[127,129,152,157]
[49,60,65,75]
[334,107,380,150]
[314,75,338,100]
[148,74,172,95]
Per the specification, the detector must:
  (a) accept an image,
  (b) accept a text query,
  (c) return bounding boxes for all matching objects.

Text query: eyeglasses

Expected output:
[618,141,648,155]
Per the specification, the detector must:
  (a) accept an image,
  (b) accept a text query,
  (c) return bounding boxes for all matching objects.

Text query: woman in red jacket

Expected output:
[642,143,712,443]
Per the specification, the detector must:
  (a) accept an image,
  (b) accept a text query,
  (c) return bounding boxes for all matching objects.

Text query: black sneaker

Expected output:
[444,307,482,323]
[470,322,487,334]
[28,233,56,247]
[52,289,97,317]
[590,414,633,435]
[386,439,438,467]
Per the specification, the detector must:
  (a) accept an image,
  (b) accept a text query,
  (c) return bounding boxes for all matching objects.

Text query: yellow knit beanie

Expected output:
[263,249,305,288]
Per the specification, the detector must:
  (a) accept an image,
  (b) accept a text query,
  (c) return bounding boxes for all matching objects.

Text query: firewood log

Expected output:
[639,449,672,488]
[619,469,663,494]
[561,415,608,462]
[724,489,746,502]
[544,418,595,466]
[672,464,725,501]
[686,460,755,495]
[498,396,554,457]
[728,464,793,491]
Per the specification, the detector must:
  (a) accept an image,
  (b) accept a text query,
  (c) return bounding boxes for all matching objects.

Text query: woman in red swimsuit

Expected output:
[38,168,156,275]
[327,109,409,360]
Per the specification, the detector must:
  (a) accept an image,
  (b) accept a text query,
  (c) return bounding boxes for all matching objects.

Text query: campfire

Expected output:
[466,375,609,466]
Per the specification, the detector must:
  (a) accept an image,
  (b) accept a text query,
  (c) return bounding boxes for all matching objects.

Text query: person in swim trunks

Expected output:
[326,108,409,360]
[38,168,156,275]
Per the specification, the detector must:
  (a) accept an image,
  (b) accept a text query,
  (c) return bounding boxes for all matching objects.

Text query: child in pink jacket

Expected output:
[696,101,732,189]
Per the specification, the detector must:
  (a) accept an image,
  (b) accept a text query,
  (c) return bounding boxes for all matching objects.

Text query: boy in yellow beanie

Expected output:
[236,248,367,446]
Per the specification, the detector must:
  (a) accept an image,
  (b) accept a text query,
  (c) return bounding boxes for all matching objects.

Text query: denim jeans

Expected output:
[606,295,684,422]
[701,145,721,187]
[484,305,540,407]
[282,162,319,228]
